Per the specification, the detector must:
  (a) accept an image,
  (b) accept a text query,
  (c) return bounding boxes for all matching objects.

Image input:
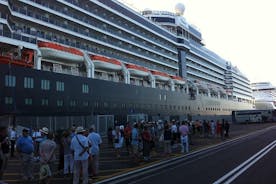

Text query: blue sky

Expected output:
[119,0,276,85]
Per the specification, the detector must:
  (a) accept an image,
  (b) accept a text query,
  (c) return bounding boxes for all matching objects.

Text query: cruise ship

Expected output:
[0,0,253,133]
[251,82,276,110]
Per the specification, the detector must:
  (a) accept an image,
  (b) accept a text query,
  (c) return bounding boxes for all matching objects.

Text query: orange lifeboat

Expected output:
[126,63,149,77]
[151,70,170,81]
[38,41,84,63]
[0,49,34,68]
[171,76,185,85]
[90,55,122,71]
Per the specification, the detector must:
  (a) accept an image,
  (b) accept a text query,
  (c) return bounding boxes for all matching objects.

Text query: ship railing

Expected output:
[59,0,175,52]
[0,28,37,44]
[0,12,7,19]
[13,0,177,61]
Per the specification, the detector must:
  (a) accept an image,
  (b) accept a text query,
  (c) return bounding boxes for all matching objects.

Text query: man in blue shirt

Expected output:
[16,128,34,181]
[71,126,90,184]
[87,125,102,177]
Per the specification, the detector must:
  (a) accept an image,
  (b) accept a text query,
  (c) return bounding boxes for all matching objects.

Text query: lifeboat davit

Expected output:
[171,76,185,85]
[0,49,34,68]
[91,55,122,71]
[126,63,149,77]
[38,41,84,63]
[151,71,170,81]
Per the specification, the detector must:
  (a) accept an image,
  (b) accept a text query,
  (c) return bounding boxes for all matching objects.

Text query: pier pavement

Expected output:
[2,122,276,184]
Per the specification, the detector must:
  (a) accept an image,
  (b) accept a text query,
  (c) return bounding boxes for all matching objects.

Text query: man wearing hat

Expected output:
[16,128,34,180]
[71,126,90,184]
[39,127,56,183]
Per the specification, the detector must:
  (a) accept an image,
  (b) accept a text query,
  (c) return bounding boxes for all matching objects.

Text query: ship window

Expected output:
[56,81,64,91]
[82,84,89,94]
[4,75,16,87]
[24,77,34,88]
[57,100,63,107]
[70,100,76,107]
[25,98,32,105]
[104,102,108,108]
[41,80,50,90]
[83,101,89,107]
[41,98,48,106]
[4,97,13,105]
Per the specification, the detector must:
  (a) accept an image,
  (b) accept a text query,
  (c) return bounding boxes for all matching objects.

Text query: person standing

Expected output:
[225,120,230,137]
[32,128,42,160]
[171,121,178,148]
[131,123,139,162]
[179,121,189,153]
[112,126,123,158]
[16,128,34,181]
[71,127,90,184]
[39,128,57,184]
[163,124,172,156]
[87,125,102,177]
[123,123,132,155]
[62,130,73,176]
[0,127,10,180]
[221,119,225,140]
[210,120,216,138]
[142,126,151,161]
[9,127,17,157]
[107,127,113,148]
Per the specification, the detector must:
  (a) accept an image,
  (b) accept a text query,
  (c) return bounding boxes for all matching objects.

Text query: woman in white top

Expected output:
[112,126,123,157]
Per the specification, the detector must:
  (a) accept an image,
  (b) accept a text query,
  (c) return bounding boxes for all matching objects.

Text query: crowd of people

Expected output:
[0,124,102,184]
[0,119,230,184]
[106,119,230,162]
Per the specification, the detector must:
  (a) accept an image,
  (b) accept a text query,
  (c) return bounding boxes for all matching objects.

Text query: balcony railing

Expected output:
[0,29,37,44]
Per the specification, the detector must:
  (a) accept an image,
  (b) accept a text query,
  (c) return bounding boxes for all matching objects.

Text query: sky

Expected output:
[119,0,276,85]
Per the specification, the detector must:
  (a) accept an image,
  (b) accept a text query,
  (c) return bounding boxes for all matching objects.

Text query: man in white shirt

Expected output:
[71,126,90,184]
[32,128,42,159]
[171,121,178,148]
[9,127,17,157]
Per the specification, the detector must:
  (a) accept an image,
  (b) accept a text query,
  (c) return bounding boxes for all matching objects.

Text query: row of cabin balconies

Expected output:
[18,0,177,56]
[6,6,178,72]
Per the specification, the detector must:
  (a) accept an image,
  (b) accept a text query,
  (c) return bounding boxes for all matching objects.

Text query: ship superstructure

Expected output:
[251,82,276,109]
[142,6,252,103]
[0,0,253,132]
